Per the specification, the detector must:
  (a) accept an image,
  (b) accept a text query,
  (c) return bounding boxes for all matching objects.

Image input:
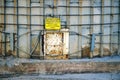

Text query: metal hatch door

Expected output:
[44,30,69,59]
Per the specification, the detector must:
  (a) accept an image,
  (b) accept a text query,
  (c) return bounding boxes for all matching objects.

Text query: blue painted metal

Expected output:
[10,33,14,51]
[91,33,95,52]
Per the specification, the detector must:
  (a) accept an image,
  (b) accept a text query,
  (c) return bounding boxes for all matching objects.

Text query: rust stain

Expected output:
[79,0,83,3]
[82,46,90,58]
[81,46,112,58]
[45,32,63,55]
[103,48,111,56]
[44,32,67,59]
[45,54,68,60]
[93,48,100,57]
[0,48,2,55]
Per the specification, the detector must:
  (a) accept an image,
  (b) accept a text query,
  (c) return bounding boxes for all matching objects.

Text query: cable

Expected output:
[30,31,41,56]
[69,31,90,39]
[0,30,42,57]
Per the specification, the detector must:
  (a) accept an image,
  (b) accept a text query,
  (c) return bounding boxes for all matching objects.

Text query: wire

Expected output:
[0,30,42,57]
[14,31,41,57]
[30,31,41,56]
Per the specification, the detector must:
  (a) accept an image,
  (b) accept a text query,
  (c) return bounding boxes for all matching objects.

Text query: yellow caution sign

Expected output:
[45,18,61,30]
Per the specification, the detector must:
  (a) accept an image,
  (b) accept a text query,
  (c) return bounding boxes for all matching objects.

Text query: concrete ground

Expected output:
[1,73,120,80]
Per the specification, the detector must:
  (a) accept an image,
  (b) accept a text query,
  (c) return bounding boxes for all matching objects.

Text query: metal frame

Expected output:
[100,0,104,57]
[90,0,94,58]
[3,0,6,56]
[0,5,119,8]
[110,0,114,55]
[118,0,120,55]
[16,0,19,57]
[78,0,82,58]
[30,0,32,55]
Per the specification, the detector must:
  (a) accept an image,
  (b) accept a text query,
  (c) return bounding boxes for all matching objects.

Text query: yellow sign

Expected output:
[45,18,61,30]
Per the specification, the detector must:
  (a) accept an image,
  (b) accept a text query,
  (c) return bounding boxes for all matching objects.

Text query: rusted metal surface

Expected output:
[44,32,65,59]
[44,29,69,59]
[45,32,63,55]
[81,46,112,58]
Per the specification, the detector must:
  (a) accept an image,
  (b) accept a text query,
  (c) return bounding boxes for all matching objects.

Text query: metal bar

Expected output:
[90,33,95,52]
[90,0,94,58]
[43,0,45,27]
[10,33,14,51]
[38,0,41,58]
[3,0,6,56]
[118,0,120,55]
[95,43,120,44]
[0,22,119,26]
[39,0,43,58]
[43,0,45,58]
[26,0,31,54]
[91,42,118,45]
[29,0,32,54]
[0,13,119,16]
[66,0,70,29]
[90,0,94,34]
[0,0,3,55]
[0,6,119,8]
[78,0,82,58]
[14,0,17,53]
[27,0,32,52]
[100,0,104,57]
[53,0,57,16]
[16,0,19,57]
[110,0,114,55]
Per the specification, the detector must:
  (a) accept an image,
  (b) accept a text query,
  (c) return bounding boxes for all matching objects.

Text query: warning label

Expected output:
[45,18,61,30]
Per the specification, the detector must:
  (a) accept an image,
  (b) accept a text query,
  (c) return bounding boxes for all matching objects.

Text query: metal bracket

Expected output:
[10,33,14,51]
[90,33,95,52]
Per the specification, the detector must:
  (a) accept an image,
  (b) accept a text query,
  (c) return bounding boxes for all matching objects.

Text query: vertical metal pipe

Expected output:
[14,0,17,52]
[78,0,82,58]
[1,0,3,55]
[118,0,120,55]
[0,0,2,54]
[16,0,19,57]
[110,0,113,55]
[90,0,94,58]
[100,0,104,57]
[4,0,6,56]
[66,0,70,57]
[43,0,45,58]
[43,0,45,26]
[39,0,43,58]
[30,0,32,55]
[66,0,70,29]
[54,0,57,16]
[90,0,93,35]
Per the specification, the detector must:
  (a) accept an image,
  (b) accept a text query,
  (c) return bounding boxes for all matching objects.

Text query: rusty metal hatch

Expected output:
[44,32,63,56]
[44,29,69,59]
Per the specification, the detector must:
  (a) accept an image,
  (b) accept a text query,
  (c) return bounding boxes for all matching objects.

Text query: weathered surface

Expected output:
[8,62,120,74]
[0,58,120,75]
[0,56,120,80]
[1,73,120,80]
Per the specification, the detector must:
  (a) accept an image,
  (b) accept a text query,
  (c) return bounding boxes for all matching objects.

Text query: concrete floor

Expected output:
[1,73,120,80]
[0,55,120,80]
